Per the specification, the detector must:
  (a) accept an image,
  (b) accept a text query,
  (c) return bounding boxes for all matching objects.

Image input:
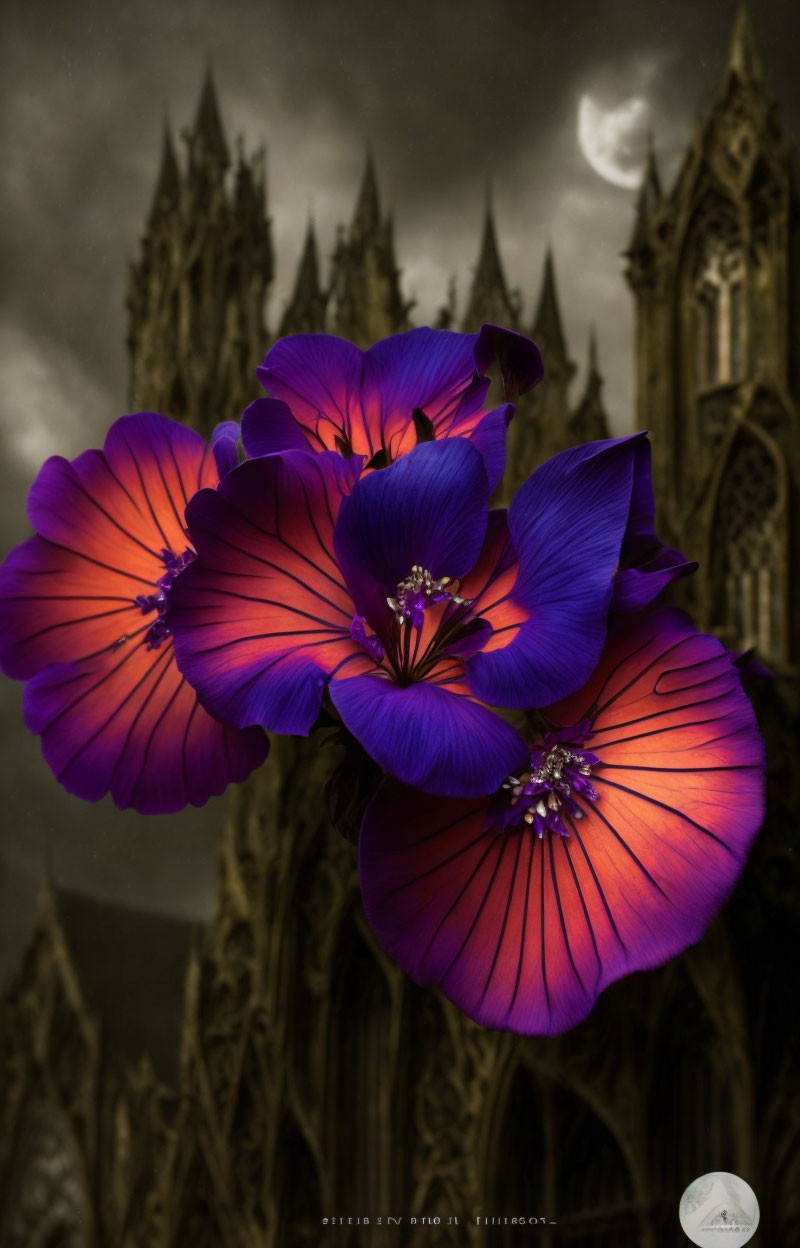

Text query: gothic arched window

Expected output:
[691,211,744,389]
[712,434,783,659]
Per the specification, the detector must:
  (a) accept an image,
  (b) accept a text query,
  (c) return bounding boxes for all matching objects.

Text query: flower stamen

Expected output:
[134,547,195,649]
[387,565,471,629]
[493,725,599,838]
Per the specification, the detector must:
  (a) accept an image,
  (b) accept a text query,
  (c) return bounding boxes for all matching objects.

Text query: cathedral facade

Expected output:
[1,8,798,1248]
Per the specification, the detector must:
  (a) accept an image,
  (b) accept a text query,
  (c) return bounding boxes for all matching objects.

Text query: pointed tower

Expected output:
[530,248,574,391]
[625,0,800,667]
[279,218,327,336]
[461,189,519,331]
[328,151,412,345]
[351,151,381,243]
[501,248,576,495]
[569,330,611,443]
[127,70,272,437]
[148,120,181,223]
[529,246,576,427]
[626,133,663,264]
[189,65,230,174]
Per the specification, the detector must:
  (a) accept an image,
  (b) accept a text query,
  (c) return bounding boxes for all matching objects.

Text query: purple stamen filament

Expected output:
[349,564,481,685]
[498,731,599,839]
[134,547,196,649]
[387,564,470,629]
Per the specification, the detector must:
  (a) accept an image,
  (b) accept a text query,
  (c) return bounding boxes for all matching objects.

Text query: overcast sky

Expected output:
[1,0,798,981]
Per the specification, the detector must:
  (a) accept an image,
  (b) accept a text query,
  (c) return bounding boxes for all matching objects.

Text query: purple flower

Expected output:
[170,433,658,798]
[240,323,543,491]
[0,413,268,813]
[358,607,765,1035]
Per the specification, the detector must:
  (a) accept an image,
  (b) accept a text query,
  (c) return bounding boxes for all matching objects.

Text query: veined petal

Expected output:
[256,334,367,453]
[334,438,490,633]
[24,646,267,814]
[0,413,217,680]
[451,404,514,494]
[359,607,764,1036]
[468,436,638,708]
[241,397,313,458]
[170,450,367,734]
[331,669,527,796]
[255,326,542,481]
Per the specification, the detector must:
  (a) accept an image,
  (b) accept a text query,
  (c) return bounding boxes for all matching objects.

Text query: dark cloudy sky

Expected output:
[1,0,798,981]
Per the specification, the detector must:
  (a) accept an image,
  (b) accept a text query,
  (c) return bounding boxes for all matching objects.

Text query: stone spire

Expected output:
[329,152,411,345]
[148,119,180,222]
[351,150,381,242]
[569,329,610,443]
[462,186,518,332]
[127,71,272,436]
[279,218,327,336]
[627,133,662,256]
[530,246,575,388]
[192,65,229,168]
[724,0,764,90]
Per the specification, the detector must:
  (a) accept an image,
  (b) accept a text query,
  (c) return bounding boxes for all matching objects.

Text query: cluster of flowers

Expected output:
[0,324,765,1036]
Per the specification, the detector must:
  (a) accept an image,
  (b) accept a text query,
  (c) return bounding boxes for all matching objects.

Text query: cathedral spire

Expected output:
[475,190,508,296]
[279,217,327,335]
[725,0,764,89]
[531,246,571,370]
[351,149,381,240]
[627,133,662,256]
[193,65,229,166]
[462,185,517,331]
[148,119,181,223]
[569,328,610,443]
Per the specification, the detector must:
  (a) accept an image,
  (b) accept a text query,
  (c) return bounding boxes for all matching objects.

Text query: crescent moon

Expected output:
[578,94,647,190]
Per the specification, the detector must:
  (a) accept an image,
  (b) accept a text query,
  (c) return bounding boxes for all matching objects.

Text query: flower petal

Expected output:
[256,326,541,481]
[454,404,513,494]
[359,607,764,1035]
[333,438,490,632]
[241,397,313,458]
[210,420,241,477]
[256,334,367,453]
[24,647,268,814]
[474,323,545,400]
[170,450,367,734]
[361,327,487,442]
[611,434,695,611]
[468,436,638,708]
[331,670,527,796]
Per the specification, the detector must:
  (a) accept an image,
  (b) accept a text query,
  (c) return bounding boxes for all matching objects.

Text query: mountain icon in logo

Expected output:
[679,1173,759,1246]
